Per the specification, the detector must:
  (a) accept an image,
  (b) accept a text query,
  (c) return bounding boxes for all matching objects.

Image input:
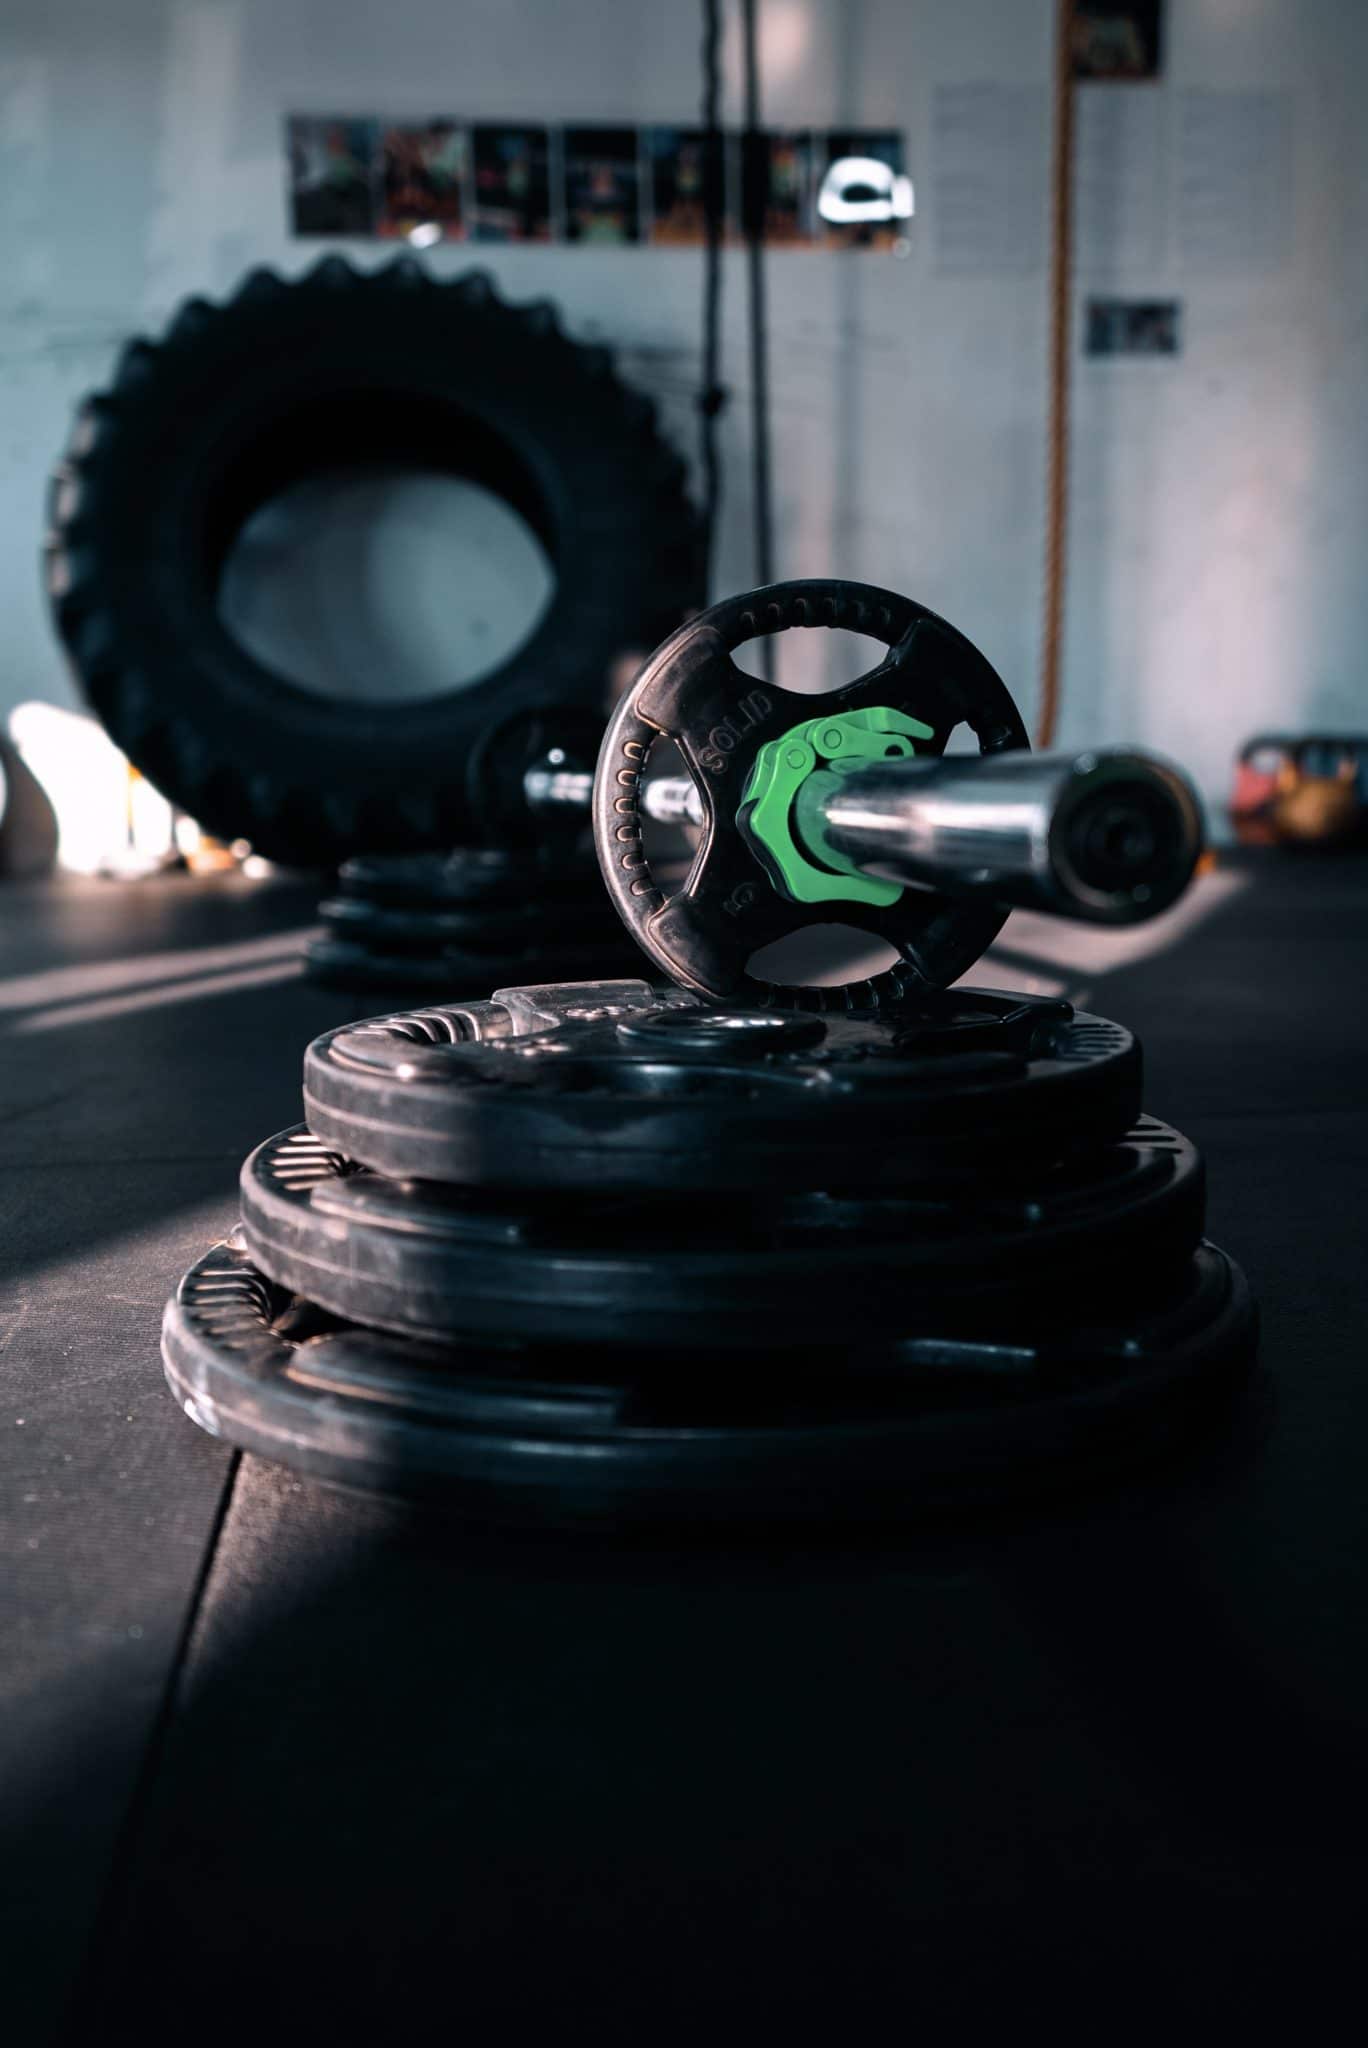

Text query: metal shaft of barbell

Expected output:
[524,765,704,827]
[525,745,1203,925]
[805,747,1204,924]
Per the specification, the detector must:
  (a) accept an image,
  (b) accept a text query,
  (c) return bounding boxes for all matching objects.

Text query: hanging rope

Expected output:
[740,0,775,678]
[698,0,727,594]
[1037,0,1077,748]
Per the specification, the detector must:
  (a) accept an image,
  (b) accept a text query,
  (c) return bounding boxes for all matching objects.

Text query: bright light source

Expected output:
[817,157,914,227]
[130,771,173,859]
[7,700,190,874]
[174,814,203,857]
[9,703,146,873]
[407,222,442,249]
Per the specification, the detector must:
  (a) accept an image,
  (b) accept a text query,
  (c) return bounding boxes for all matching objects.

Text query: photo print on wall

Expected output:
[287,116,379,236]
[762,131,817,244]
[563,127,644,244]
[470,125,553,242]
[817,131,913,250]
[1073,2,1164,81]
[379,120,468,242]
[646,127,736,245]
[1085,297,1181,354]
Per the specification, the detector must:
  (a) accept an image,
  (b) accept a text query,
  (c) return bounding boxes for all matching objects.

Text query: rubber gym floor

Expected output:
[3,851,1366,2040]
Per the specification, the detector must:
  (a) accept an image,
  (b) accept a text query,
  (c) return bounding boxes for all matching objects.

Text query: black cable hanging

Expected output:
[699,0,727,594]
[740,0,775,665]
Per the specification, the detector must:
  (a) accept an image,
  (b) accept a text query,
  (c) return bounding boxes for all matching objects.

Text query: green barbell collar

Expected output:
[736,706,934,907]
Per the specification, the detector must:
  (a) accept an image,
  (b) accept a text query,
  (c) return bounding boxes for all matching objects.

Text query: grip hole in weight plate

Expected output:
[733,626,890,694]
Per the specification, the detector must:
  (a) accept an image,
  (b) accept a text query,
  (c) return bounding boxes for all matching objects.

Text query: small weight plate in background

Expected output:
[304,931,646,996]
[318,893,630,956]
[240,1120,1204,1350]
[303,938,486,996]
[162,1236,1256,1522]
[337,849,604,911]
[303,982,1142,1192]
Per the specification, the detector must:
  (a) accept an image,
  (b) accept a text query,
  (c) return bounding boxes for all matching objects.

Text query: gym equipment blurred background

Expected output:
[3,0,1366,881]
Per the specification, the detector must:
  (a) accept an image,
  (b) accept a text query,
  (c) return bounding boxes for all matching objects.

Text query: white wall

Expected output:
[3,0,1366,824]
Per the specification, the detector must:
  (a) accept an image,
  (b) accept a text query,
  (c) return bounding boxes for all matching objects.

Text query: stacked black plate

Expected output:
[163,978,1256,1525]
[306,846,645,993]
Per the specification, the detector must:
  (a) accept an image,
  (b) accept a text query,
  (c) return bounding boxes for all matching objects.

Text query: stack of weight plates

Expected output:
[163,979,1256,1525]
[306,847,644,994]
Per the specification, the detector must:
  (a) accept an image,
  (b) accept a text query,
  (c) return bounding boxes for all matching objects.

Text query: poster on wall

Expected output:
[1072,2,1164,81]
[563,127,643,244]
[816,130,912,250]
[1085,298,1181,355]
[645,128,734,246]
[286,116,379,236]
[470,125,553,242]
[1177,91,1291,275]
[378,120,468,241]
[1075,87,1163,271]
[930,85,1047,273]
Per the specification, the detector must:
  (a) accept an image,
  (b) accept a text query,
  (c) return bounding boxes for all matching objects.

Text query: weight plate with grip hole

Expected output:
[304,932,645,996]
[240,1120,1206,1350]
[162,1236,1257,1521]
[592,578,1030,1009]
[302,978,1142,1192]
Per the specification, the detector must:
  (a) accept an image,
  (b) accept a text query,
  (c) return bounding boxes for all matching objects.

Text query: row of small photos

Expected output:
[287,118,908,249]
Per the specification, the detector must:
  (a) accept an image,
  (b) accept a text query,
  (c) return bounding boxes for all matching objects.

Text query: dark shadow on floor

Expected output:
[7,852,1368,2043]
[30,1393,1368,2044]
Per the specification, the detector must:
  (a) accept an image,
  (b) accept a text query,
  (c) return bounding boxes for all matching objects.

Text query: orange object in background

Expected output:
[1230,735,1295,843]
[1230,733,1368,847]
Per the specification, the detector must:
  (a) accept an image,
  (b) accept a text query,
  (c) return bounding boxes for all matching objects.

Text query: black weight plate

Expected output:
[305,938,487,995]
[241,1121,1204,1350]
[162,1236,1257,1522]
[338,849,604,911]
[318,893,624,956]
[305,933,646,996]
[303,982,1142,1192]
[592,578,1029,1010]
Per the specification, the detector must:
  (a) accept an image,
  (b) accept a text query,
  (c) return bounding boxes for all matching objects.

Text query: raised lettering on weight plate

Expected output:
[699,689,772,776]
